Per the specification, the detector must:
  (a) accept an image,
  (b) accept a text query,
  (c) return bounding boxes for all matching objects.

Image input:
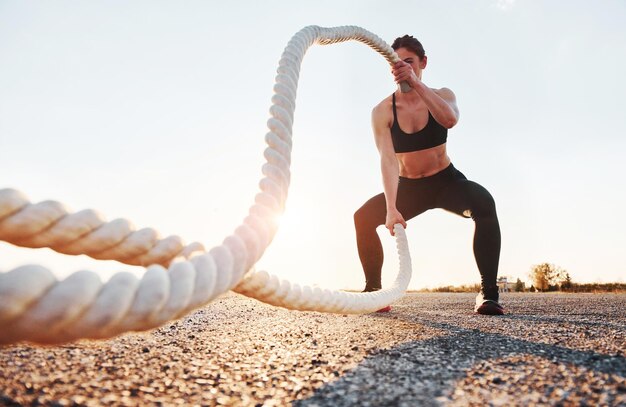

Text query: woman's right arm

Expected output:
[371,104,407,236]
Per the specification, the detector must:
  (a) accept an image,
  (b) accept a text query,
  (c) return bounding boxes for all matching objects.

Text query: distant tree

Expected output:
[514,278,525,292]
[529,263,569,291]
[560,272,573,291]
[530,264,550,291]
[529,285,536,292]
[555,269,571,289]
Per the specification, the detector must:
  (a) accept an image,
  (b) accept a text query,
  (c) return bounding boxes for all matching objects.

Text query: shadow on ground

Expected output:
[295,299,626,406]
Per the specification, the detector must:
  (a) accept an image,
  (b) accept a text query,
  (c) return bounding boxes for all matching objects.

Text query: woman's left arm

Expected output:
[393,62,460,128]
[414,84,459,129]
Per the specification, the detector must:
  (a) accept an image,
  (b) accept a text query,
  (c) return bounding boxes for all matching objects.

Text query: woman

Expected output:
[353,35,503,315]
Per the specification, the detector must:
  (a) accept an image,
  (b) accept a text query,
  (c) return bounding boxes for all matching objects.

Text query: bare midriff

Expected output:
[396,143,450,178]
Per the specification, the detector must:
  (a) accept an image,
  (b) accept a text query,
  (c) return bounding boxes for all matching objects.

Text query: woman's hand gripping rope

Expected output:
[385,208,407,236]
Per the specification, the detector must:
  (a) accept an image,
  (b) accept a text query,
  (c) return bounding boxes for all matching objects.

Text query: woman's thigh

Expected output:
[395,181,434,221]
[436,179,496,219]
[355,181,433,228]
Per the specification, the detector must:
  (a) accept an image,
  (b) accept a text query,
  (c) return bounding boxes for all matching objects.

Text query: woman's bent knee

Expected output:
[473,189,497,219]
[354,207,371,230]
[461,182,497,220]
[354,205,383,231]
[354,194,386,230]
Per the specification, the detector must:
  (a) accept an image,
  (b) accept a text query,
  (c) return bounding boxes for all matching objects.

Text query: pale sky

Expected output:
[1,0,625,291]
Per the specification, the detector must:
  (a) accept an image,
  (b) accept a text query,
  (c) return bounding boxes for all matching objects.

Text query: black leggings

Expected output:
[353,163,501,300]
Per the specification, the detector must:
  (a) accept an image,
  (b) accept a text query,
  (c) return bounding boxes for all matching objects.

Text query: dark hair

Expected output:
[391,35,425,60]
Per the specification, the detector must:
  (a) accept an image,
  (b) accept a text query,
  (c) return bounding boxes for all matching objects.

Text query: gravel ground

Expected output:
[1,292,624,406]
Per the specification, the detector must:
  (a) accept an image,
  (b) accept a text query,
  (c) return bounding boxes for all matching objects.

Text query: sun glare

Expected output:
[272,208,302,235]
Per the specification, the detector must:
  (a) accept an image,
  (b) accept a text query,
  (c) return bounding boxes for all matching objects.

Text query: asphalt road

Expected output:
[1,292,625,406]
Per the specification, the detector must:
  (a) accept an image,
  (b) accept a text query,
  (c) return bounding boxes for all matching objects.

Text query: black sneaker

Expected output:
[474,292,505,315]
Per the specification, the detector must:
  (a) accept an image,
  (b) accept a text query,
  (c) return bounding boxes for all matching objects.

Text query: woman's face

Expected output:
[395,47,427,78]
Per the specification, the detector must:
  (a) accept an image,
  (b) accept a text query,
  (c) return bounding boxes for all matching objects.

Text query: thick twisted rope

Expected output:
[0,25,412,345]
[0,189,206,265]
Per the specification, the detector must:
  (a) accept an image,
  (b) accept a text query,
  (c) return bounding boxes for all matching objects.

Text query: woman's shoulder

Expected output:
[371,94,394,128]
[372,94,394,115]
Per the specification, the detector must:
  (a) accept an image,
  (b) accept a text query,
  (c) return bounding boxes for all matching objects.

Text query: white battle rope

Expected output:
[0,25,412,345]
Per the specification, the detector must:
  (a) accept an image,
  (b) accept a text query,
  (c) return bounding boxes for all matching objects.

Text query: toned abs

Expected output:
[396,144,451,178]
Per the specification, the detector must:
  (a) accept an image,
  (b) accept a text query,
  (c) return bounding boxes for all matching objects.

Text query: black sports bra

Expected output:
[391,93,447,153]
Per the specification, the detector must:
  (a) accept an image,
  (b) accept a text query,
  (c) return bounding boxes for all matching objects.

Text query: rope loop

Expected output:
[0,26,412,345]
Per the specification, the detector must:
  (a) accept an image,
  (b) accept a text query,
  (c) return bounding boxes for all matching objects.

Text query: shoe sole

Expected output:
[475,302,505,315]
[376,305,392,313]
